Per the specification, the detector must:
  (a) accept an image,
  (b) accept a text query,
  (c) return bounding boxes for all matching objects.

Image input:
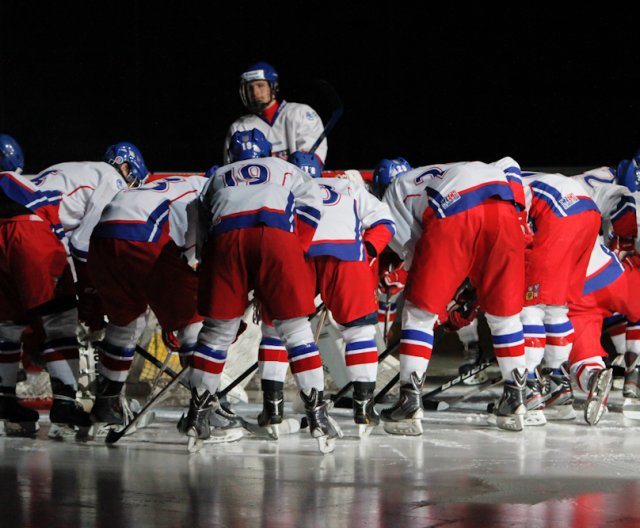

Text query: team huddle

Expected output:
[1,61,640,454]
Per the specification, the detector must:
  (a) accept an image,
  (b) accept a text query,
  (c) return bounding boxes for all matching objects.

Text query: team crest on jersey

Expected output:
[305,111,317,121]
[441,190,461,209]
[525,283,540,301]
[559,193,579,209]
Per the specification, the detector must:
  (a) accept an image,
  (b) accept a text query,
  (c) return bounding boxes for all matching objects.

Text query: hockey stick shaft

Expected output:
[420,358,497,404]
[309,80,343,155]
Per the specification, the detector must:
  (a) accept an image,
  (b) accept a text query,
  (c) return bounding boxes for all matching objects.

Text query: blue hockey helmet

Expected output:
[239,61,279,113]
[228,129,272,162]
[289,151,323,178]
[104,142,149,186]
[372,157,412,198]
[616,158,640,193]
[0,134,24,173]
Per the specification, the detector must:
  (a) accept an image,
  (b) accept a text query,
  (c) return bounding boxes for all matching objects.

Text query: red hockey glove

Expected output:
[622,254,640,271]
[441,279,479,332]
[379,262,408,296]
[162,329,181,352]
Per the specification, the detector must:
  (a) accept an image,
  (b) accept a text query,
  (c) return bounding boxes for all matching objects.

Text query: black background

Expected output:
[2,3,639,173]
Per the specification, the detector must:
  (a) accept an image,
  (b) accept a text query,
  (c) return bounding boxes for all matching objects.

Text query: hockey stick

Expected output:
[420,357,497,405]
[308,80,343,156]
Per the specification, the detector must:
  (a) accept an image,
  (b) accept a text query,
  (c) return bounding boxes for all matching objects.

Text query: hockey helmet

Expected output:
[239,61,279,113]
[228,129,272,162]
[0,134,24,173]
[289,151,323,178]
[372,157,412,198]
[104,142,149,187]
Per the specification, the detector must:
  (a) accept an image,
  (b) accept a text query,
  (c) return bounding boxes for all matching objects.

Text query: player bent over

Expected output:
[181,130,340,453]
[0,135,91,437]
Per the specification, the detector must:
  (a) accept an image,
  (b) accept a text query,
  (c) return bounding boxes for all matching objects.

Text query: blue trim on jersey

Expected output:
[193,343,227,361]
[306,241,365,261]
[93,200,171,242]
[427,182,515,218]
[530,181,600,218]
[212,208,294,235]
[345,340,377,352]
[69,241,88,262]
[492,330,524,345]
[260,337,284,347]
[401,329,434,345]
[610,195,636,222]
[369,219,396,237]
[288,342,319,359]
[544,320,573,334]
[582,254,625,296]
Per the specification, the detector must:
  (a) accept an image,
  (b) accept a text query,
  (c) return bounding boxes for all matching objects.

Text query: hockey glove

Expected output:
[379,262,408,296]
[441,280,479,333]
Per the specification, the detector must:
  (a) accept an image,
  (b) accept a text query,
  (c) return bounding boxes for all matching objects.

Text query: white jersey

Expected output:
[93,175,208,250]
[309,177,395,261]
[223,101,327,164]
[583,240,624,296]
[571,166,637,241]
[201,157,322,238]
[28,162,126,262]
[383,161,516,264]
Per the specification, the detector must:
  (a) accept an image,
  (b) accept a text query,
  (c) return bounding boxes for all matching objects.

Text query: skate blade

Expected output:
[48,423,94,441]
[4,420,39,437]
[544,404,576,421]
[495,413,525,432]
[316,435,335,454]
[585,369,613,426]
[203,428,244,444]
[357,423,376,438]
[187,435,204,453]
[382,419,423,436]
[524,409,547,427]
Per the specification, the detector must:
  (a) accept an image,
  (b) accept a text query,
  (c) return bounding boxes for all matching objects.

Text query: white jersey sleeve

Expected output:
[28,161,126,261]
[223,101,327,164]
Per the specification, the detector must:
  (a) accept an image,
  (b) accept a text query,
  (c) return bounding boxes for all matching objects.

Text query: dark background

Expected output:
[2,3,639,173]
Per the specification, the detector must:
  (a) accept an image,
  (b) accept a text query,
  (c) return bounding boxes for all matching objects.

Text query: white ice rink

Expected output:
[2,368,640,528]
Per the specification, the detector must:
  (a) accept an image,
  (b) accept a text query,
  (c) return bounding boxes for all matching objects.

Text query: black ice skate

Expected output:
[584,368,613,426]
[524,368,546,427]
[380,371,426,436]
[492,368,527,431]
[255,381,284,439]
[49,378,93,440]
[542,363,576,421]
[352,381,379,438]
[90,376,127,426]
[300,389,343,454]
[623,352,640,398]
[0,387,39,436]
[459,341,489,386]
[178,388,216,453]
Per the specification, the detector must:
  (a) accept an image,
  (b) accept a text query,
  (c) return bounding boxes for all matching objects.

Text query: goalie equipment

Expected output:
[104,142,149,187]
[228,129,272,162]
[0,133,24,173]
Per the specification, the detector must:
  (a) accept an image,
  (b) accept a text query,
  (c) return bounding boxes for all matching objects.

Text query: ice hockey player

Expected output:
[382,159,529,433]
[87,146,208,428]
[182,129,342,453]
[0,134,92,437]
[223,62,327,165]
[28,144,132,332]
[253,150,395,437]
[519,170,607,426]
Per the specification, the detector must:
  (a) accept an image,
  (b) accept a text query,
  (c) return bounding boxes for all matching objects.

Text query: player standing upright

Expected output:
[223,62,327,165]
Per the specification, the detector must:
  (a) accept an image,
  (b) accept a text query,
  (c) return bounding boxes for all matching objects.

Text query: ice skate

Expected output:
[542,363,576,420]
[623,352,640,398]
[49,379,93,440]
[251,381,284,439]
[352,381,379,438]
[524,369,547,426]
[90,376,127,426]
[300,389,343,454]
[380,372,426,436]
[177,388,215,453]
[0,388,40,436]
[584,368,613,426]
[459,342,489,386]
[490,368,527,432]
